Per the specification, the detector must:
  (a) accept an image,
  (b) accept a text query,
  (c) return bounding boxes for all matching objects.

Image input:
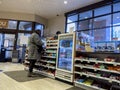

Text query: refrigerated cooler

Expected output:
[56,33,75,82]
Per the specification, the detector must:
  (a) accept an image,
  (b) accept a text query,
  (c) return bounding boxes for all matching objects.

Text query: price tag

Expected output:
[94,69,97,71]
[95,61,98,64]
[109,79,112,83]
[80,66,83,69]
[80,73,82,76]
[114,63,117,66]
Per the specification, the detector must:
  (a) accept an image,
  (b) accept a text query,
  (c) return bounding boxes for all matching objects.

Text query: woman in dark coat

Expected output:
[27,30,43,77]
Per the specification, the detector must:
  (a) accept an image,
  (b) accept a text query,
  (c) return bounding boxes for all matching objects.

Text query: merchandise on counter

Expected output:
[93,64,100,68]
[76,79,85,83]
[102,72,111,78]
[104,57,116,62]
[83,79,94,85]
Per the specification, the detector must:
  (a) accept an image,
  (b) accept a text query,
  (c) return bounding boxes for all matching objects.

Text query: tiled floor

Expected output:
[0,62,81,90]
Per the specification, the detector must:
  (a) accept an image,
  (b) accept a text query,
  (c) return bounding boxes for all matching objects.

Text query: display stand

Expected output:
[74,32,120,90]
[56,33,76,82]
[34,39,58,78]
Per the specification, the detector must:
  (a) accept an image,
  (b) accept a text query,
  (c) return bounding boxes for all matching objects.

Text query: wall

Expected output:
[45,15,65,37]
[35,15,48,26]
[0,11,66,37]
[0,11,48,26]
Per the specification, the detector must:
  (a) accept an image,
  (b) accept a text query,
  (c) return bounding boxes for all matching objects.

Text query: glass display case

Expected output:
[56,33,75,82]
[57,35,73,71]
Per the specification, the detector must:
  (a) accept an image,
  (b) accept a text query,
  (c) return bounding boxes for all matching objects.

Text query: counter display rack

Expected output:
[35,39,58,78]
[74,51,120,90]
[23,49,30,70]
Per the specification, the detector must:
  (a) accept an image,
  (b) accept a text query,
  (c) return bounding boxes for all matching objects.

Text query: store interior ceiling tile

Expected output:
[0,0,102,19]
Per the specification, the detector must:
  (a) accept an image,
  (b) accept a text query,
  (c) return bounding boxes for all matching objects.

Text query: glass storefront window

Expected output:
[76,31,94,49]
[112,26,120,41]
[17,33,31,59]
[93,28,111,42]
[78,19,92,30]
[17,33,31,46]
[35,23,44,36]
[66,22,77,32]
[94,5,111,16]
[67,14,78,23]
[79,10,92,20]
[113,12,120,26]
[4,34,15,58]
[35,23,44,30]
[8,20,17,29]
[19,21,32,31]
[93,15,111,29]
[113,2,120,12]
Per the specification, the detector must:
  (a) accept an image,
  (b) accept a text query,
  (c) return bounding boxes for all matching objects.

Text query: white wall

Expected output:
[45,15,65,37]
[0,11,66,37]
[0,11,48,26]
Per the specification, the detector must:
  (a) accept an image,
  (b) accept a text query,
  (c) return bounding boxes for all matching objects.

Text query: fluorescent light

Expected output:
[64,1,67,4]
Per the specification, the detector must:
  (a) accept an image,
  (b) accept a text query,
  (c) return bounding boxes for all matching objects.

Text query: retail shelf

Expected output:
[75,58,120,66]
[74,71,111,82]
[112,80,120,84]
[39,60,48,63]
[47,40,58,43]
[47,65,56,69]
[47,43,58,45]
[74,64,120,74]
[45,51,57,53]
[48,61,56,64]
[74,81,106,90]
[24,61,29,63]
[42,56,56,59]
[75,71,120,83]
[76,51,120,54]
[46,46,58,49]
[37,64,56,69]
[33,69,55,79]
[40,60,56,64]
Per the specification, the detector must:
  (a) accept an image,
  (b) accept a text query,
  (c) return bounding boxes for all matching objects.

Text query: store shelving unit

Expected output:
[35,39,58,78]
[74,51,120,90]
[23,49,30,70]
[55,33,76,83]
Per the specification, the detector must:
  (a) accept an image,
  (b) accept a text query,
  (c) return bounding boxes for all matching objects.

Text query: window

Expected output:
[93,15,111,29]
[35,23,44,36]
[17,33,31,46]
[19,21,32,31]
[66,1,120,43]
[8,20,17,29]
[67,14,78,23]
[35,23,44,30]
[113,2,120,12]
[17,33,31,59]
[66,22,77,32]
[93,28,111,42]
[112,26,120,40]
[94,5,111,16]
[113,12,120,26]
[78,19,92,30]
[79,11,92,20]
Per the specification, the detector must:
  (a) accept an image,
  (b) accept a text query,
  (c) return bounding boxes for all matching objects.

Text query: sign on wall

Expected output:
[0,19,8,28]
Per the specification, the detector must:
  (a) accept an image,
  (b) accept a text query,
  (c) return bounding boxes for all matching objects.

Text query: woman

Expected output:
[27,30,43,77]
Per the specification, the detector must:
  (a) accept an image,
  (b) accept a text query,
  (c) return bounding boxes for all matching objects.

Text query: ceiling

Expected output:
[0,0,103,19]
